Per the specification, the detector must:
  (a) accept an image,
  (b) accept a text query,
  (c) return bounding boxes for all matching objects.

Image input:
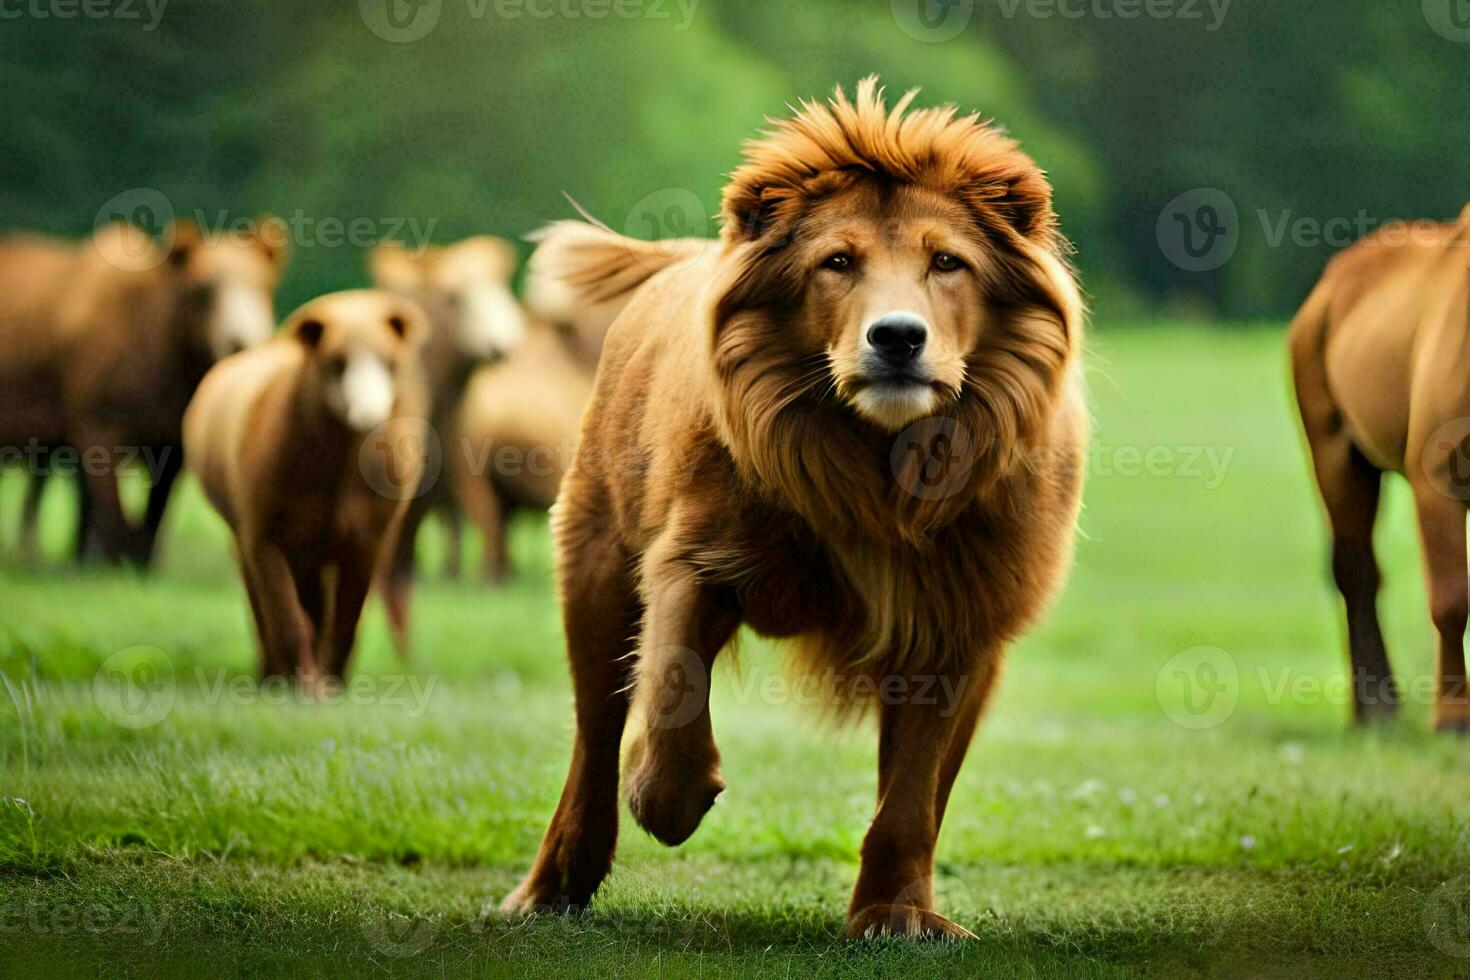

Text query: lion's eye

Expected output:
[820,252,853,271]
[932,252,964,272]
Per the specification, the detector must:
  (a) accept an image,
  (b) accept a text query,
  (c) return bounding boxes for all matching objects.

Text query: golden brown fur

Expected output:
[452,225,709,582]
[503,80,1086,939]
[1289,206,1470,731]
[184,290,429,685]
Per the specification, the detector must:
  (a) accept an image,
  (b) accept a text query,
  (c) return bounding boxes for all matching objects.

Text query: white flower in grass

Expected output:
[1070,779,1104,800]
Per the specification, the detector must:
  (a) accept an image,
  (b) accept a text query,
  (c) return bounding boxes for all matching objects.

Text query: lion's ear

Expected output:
[165,218,204,268]
[455,235,518,283]
[252,214,290,269]
[975,170,1056,241]
[369,243,423,292]
[720,179,768,243]
[722,176,807,244]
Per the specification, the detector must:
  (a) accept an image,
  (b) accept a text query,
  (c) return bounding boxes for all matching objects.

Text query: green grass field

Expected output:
[4,325,1470,978]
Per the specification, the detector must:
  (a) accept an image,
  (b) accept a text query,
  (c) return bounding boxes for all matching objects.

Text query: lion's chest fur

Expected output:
[689,483,1070,674]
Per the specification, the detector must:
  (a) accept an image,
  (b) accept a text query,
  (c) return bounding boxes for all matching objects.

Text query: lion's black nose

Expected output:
[866,315,928,363]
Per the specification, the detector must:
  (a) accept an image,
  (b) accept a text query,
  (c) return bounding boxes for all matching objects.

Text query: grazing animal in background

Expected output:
[183,290,429,685]
[1289,206,1470,732]
[367,237,527,653]
[0,218,287,565]
[502,80,1087,939]
[0,234,84,560]
[453,226,707,582]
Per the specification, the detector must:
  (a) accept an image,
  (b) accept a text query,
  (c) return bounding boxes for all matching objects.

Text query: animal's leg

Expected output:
[440,503,463,580]
[1293,371,1396,722]
[72,468,94,562]
[379,499,427,659]
[845,671,982,941]
[622,548,740,848]
[134,443,184,568]
[295,563,328,653]
[1412,487,1470,732]
[447,438,510,582]
[18,466,48,561]
[501,516,642,914]
[1322,444,1397,722]
[321,544,376,681]
[240,541,317,684]
[72,425,140,564]
[933,665,998,827]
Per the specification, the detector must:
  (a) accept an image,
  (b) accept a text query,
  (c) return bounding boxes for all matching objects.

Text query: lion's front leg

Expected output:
[623,553,741,847]
[845,667,990,941]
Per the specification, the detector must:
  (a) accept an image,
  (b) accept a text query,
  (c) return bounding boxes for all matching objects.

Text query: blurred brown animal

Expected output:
[502,80,1086,939]
[367,237,526,652]
[453,225,707,582]
[1289,207,1470,732]
[0,234,82,559]
[184,290,429,684]
[0,218,287,565]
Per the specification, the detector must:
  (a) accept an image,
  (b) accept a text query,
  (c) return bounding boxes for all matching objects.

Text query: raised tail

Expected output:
[523,220,712,354]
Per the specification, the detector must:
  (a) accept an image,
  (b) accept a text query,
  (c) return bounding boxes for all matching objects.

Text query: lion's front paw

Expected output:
[844,904,977,941]
[496,876,586,918]
[624,738,724,846]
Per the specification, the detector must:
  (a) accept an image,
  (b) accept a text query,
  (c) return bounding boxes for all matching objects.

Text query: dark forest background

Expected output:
[3,0,1467,320]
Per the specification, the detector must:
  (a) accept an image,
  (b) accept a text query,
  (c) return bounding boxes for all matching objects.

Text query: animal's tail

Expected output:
[523,219,712,347]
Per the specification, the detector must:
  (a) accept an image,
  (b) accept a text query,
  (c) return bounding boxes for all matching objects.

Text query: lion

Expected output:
[501,79,1087,939]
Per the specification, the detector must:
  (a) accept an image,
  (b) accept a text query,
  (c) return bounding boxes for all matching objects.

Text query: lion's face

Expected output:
[781,182,991,431]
